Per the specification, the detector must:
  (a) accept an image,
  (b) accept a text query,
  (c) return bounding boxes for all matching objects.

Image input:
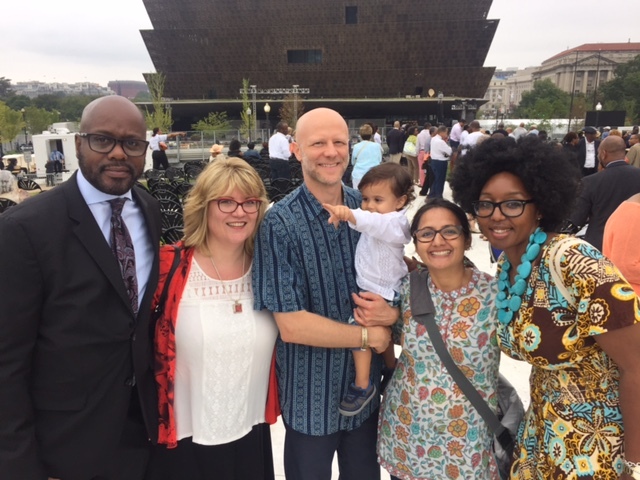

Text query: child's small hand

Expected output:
[322,203,354,229]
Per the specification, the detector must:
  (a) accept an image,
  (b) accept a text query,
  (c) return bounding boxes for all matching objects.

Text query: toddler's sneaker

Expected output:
[338,382,376,416]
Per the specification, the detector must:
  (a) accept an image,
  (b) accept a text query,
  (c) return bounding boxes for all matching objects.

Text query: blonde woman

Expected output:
[146,158,279,480]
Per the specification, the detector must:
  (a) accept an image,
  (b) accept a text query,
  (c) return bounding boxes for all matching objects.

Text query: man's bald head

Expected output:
[598,135,627,166]
[80,96,146,134]
[295,108,348,144]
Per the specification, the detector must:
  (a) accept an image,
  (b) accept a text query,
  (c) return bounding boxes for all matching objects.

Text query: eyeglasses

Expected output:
[215,198,262,214]
[77,133,149,157]
[472,200,534,218]
[414,225,463,243]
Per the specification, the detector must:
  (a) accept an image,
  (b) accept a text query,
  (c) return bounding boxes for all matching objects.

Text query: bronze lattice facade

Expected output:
[141,0,498,101]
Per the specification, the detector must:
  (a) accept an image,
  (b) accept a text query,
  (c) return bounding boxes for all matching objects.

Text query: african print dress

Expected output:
[378,266,501,480]
[496,234,640,479]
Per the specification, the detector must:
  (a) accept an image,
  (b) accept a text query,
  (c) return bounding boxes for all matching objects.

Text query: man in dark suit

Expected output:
[386,121,404,164]
[576,126,601,176]
[569,135,640,251]
[0,96,161,480]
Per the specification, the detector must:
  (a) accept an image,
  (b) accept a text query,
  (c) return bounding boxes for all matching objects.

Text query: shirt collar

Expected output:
[76,169,133,206]
[300,183,360,219]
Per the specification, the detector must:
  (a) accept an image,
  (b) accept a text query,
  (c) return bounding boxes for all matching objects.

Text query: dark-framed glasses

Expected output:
[77,133,149,156]
[472,200,534,218]
[414,225,463,243]
[215,198,262,214]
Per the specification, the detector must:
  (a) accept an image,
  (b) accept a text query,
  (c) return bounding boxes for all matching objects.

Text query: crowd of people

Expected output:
[1,96,640,480]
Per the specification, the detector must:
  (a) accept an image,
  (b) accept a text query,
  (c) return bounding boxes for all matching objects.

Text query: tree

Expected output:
[5,95,31,111]
[144,73,173,132]
[600,54,640,124]
[0,77,14,99]
[0,102,25,154]
[24,106,59,136]
[191,111,230,132]
[514,79,570,119]
[240,79,251,139]
[279,94,305,128]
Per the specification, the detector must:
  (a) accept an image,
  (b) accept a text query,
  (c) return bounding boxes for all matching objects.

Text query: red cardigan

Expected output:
[153,243,280,448]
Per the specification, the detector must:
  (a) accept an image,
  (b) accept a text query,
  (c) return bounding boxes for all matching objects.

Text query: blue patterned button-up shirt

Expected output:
[253,183,382,435]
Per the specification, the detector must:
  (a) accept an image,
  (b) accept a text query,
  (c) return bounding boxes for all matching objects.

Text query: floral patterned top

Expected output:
[378,266,501,480]
[496,234,640,479]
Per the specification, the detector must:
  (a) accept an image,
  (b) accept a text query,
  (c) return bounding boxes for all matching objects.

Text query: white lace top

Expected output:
[173,258,278,445]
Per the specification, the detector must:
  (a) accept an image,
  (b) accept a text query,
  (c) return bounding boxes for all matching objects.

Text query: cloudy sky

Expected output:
[1,0,636,87]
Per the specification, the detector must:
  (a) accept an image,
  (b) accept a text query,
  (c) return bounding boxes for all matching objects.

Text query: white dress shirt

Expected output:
[430,135,453,161]
[268,132,291,160]
[76,170,154,308]
[417,129,431,152]
[349,208,411,300]
[149,134,168,152]
[585,140,596,168]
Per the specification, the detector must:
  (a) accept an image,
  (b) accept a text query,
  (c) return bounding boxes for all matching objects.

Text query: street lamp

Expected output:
[246,107,252,141]
[264,103,271,135]
[595,102,602,130]
[20,108,28,146]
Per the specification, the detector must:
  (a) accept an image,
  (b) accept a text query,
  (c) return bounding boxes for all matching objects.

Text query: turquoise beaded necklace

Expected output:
[497,227,548,325]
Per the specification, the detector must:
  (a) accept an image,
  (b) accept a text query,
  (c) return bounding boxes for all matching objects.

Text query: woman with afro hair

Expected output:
[450,136,640,480]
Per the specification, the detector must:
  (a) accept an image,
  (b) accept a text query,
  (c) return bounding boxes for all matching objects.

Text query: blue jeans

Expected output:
[428,159,449,198]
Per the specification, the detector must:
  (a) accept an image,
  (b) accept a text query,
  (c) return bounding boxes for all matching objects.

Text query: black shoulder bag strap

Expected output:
[409,269,512,452]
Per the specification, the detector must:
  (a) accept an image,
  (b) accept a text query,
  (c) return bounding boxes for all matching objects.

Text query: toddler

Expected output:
[324,162,414,416]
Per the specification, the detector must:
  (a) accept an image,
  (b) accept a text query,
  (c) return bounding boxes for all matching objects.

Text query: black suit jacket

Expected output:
[569,161,640,251]
[577,137,601,169]
[0,173,161,480]
[386,128,405,155]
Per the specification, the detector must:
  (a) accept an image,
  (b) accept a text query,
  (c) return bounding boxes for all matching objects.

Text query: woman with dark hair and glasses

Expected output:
[378,198,501,480]
[146,158,279,480]
[450,136,640,480]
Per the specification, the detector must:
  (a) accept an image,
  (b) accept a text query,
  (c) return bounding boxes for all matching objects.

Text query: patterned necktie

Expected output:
[109,198,138,316]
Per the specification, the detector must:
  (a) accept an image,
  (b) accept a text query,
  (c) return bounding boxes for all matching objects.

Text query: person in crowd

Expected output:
[378,198,500,480]
[428,125,452,199]
[494,122,509,137]
[416,122,432,186]
[243,141,261,162]
[603,193,640,295]
[577,126,600,176]
[259,142,270,162]
[513,122,527,140]
[268,121,291,179]
[253,108,397,480]
[561,131,580,163]
[323,163,414,416]
[568,135,640,251]
[449,118,466,151]
[450,136,640,480]
[386,121,405,164]
[49,148,65,173]
[403,126,419,184]
[146,158,278,480]
[459,120,486,157]
[350,123,383,189]
[227,139,243,158]
[150,128,185,170]
[209,144,225,163]
[626,133,640,167]
[0,96,162,479]
[418,126,437,197]
[5,157,19,174]
[371,123,382,146]
[0,169,27,204]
